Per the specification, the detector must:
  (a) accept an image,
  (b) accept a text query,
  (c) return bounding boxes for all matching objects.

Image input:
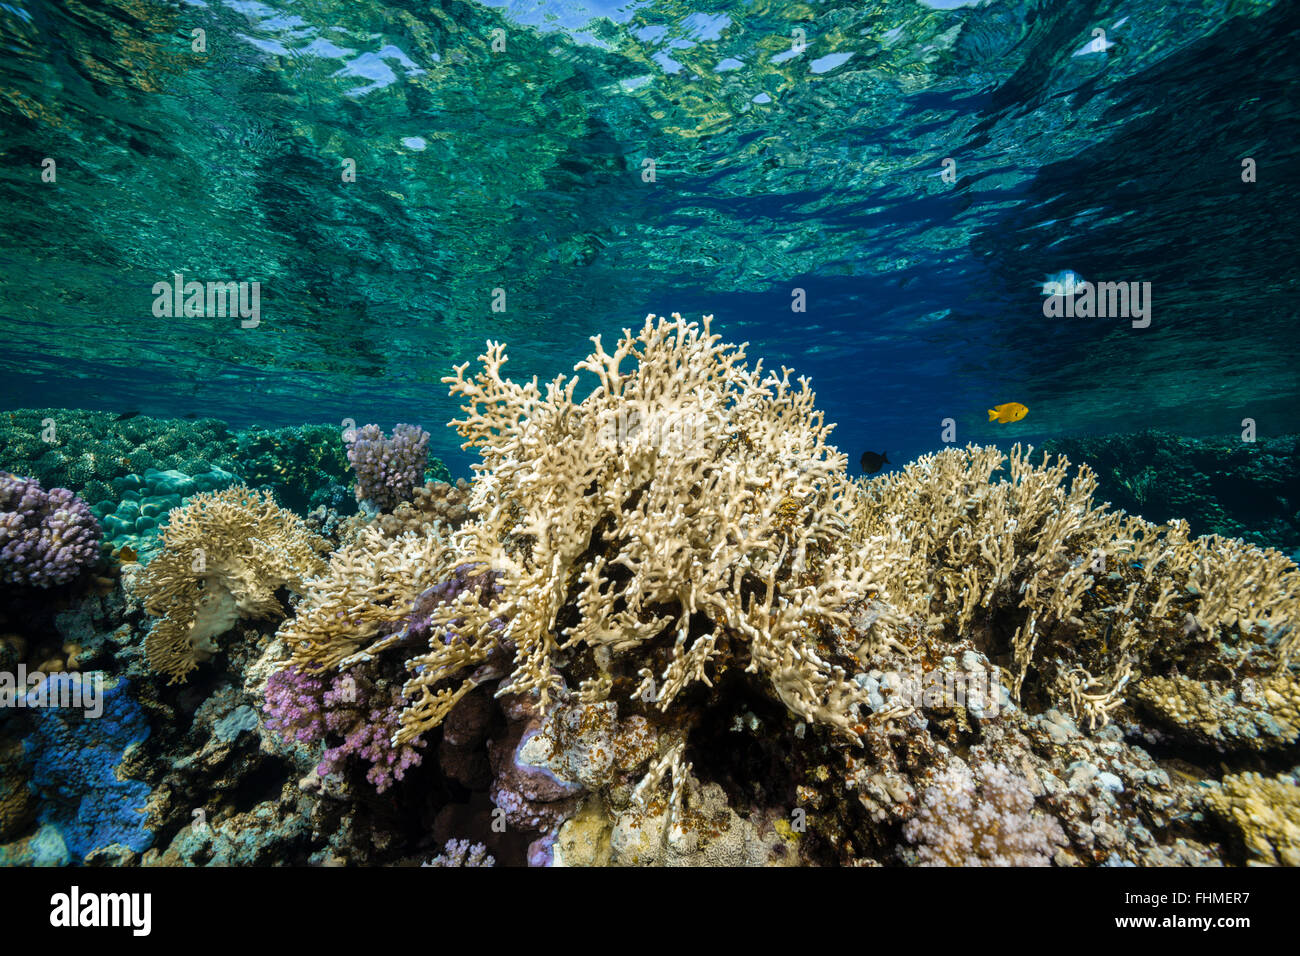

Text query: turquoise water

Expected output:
[0,0,1297,476]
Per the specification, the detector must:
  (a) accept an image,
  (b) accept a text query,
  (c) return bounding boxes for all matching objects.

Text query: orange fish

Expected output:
[988,402,1028,423]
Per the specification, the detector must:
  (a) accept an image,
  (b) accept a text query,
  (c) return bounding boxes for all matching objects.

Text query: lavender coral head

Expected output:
[346,423,430,512]
[0,472,102,588]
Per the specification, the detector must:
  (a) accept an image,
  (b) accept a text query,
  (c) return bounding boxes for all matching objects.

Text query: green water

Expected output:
[0,0,1297,476]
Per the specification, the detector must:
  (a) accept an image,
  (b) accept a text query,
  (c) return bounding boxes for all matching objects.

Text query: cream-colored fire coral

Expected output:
[279,312,1296,777]
[396,312,894,744]
[139,486,329,682]
[851,444,1298,731]
[280,523,451,671]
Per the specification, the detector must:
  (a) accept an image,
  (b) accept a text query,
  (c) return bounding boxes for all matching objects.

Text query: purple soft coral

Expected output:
[345,423,430,512]
[0,472,102,588]
[264,665,424,793]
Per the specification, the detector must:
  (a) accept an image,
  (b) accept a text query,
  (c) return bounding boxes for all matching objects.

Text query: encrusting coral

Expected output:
[1131,673,1299,751]
[137,486,328,682]
[1202,771,1300,866]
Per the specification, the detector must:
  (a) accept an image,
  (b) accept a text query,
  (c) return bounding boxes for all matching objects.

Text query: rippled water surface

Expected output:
[1,0,1297,473]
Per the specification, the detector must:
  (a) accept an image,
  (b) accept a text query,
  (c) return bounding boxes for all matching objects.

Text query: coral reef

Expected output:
[247,314,1300,867]
[0,410,449,532]
[138,487,328,682]
[346,423,431,512]
[1042,431,1300,555]
[0,472,102,589]
[1,314,1296,869]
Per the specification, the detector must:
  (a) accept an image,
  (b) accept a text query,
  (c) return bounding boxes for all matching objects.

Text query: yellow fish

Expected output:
[988,402,1028,423]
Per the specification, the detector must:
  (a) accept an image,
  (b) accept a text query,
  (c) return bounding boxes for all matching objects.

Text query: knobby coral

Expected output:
[424,839,496,867]
[903,758,1066,866]
[0,472,102,588]
[346,423,430,512]
[264,665,424,792]
[138,486,328,682]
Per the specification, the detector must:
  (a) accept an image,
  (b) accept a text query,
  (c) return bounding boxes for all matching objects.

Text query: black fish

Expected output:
[114,410,142,421]
[182,413,198,419]
[860,451,889,474]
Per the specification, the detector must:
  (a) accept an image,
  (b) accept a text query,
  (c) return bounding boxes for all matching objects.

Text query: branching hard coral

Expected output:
[278,524,454,673]
[849,444,1299,730]
[346,424,431,512]
[138,486,328,683]
[0,472,102,588]
[903,758,1066,866]
[397,313,895,747]
[424,839,495,867]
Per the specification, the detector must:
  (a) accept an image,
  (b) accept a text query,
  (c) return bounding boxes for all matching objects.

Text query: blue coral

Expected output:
[21,673,153,861]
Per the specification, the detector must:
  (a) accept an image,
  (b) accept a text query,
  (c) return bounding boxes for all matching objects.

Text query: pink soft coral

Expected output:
[264,665,424,793]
